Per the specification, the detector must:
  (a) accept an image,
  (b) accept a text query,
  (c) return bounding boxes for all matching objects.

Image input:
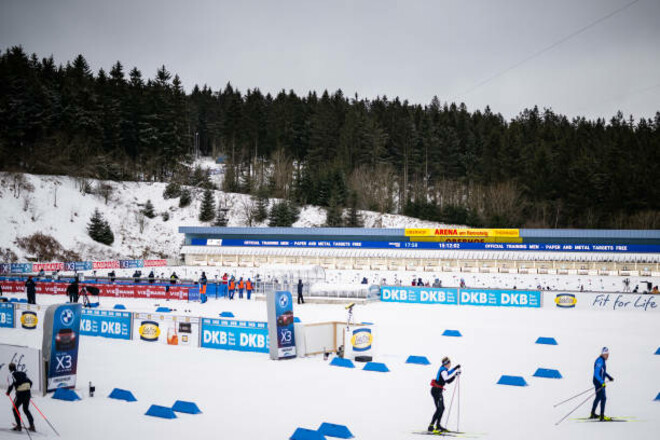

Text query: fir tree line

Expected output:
[2,46,659,228]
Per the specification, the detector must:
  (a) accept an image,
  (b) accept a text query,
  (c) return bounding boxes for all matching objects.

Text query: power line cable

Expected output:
[452,0,643,101]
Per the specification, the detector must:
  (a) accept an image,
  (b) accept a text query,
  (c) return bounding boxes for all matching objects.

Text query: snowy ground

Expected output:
[1,292,658,440]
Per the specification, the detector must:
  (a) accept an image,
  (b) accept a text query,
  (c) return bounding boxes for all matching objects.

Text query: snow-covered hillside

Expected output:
[0,159,445,262]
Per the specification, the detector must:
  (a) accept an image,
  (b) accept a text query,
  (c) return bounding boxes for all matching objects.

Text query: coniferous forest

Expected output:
[1,47,658,229]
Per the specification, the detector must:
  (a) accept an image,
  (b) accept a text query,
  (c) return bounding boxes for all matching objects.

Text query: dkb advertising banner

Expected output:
[266,291,297,359]
[381,286,459,305]
[80,309,132,340]
[0,303,14,328]
[42,303,82,392]
[459,289,542,307]
[0,344,43,394]
[133,312,199,347]
[201,319,269,353]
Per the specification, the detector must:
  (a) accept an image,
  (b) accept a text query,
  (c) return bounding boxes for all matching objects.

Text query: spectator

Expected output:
[24,276,36,304]
[412,279,417,286]
[37,269,45,279]
[133,270,141,283]
[170,272,179,284]
[297,279,305,304]
[199,272,208,294]
[237,277,245,299]
[148,270,155,284]
[53,269,60,281]
[67,279,79,303]
[108,270,116,283]
[361,277,368,284]
[246,278,253,300]
[652,286,659,294]
[221,273,228,298]
[228,276,236,300]
[459,278,466,289]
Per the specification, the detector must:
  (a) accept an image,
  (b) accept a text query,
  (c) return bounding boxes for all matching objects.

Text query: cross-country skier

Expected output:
[428,356,461,432]
[6,363,35,432]
[590,347,614,420]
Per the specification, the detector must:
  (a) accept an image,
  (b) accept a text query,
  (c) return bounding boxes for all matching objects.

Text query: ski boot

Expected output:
[12,425,21,431]
[589,412,599,419]
[436,425,448,433]
[428,424,435,432]
[28,424,36,432]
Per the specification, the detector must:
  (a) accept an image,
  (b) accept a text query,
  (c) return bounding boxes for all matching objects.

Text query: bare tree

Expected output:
[239,196,257,226]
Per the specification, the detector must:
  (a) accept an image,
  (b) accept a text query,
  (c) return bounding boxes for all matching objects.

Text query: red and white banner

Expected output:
[32,262,64,272]
[92,260,120,270]
[144,259,168,267]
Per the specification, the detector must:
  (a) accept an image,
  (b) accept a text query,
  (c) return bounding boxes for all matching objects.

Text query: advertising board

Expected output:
[201,318,269,353]
[132,312,199,347]
[80,309,132,340]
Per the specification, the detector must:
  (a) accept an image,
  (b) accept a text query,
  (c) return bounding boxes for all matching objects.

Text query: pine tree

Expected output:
[199,188,216,222]
[253,189,269,223]
[163,182,181,199]
[324,196,343,227]
[179,189,192,208]
[345,192,363,227]
[88,209,114,245]
[142,200,155,218]
[268,200,299,227]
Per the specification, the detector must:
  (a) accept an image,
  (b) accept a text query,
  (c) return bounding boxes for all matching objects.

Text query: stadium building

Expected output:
[179,227,660,276]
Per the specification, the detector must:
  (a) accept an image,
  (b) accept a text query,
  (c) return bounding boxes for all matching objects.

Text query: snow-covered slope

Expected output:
[0,160,445,262]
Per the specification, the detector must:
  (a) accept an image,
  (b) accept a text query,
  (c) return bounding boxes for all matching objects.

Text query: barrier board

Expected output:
[0,344,43,393]
[133,312,199,347]
[80,309,132,340]
[201,318,269,353]
[547,291,659,313]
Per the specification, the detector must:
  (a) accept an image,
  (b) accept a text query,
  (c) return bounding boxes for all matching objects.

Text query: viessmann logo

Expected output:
[21,311,38,329]
[351,328,373,352]
[139,321,160,341]
[555,294,577,308]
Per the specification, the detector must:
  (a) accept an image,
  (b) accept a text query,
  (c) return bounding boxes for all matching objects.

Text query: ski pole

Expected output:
[444,374,459,429]
[6,394,32,440]
[30,398,60,436]
[555,390,597,425]
[553,386,595,408]
[457,375,461,433]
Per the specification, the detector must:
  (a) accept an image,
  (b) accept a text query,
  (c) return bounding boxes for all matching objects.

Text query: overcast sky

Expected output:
[1,0,659,120]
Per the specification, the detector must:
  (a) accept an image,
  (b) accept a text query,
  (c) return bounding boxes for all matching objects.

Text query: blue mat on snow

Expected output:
[290,428,326,440]
[497,375,528,386]
[536,337,558,345]
[108,388,137,402]
[363,362,389,373]
[406,355,431,365]
[533,368,562,379]
[330,358,355,368]
[113,304,126,310]
[318,422,354,438]
[219,311,234,317]
[145,405,177,419]
[52,388,81,401]
[172,400,202,414]
[442,330,462,337]
[155,307,171,313]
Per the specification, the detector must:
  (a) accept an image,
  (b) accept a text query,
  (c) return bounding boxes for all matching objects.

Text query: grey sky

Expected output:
[1,0,659,120]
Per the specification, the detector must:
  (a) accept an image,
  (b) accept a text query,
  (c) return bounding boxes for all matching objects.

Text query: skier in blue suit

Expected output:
[590,347,614,420]
[428,356,461,432]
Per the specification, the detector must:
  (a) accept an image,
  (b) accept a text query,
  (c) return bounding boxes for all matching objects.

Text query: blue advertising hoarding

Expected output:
[270,291,296,359]
[205,239,660,253]
[42,303,82,391]
[0,303,14,328]
[120,259,144,269]
[381,286,459,305]
[458,289,541,307]
[10,263,32,273]
[201,319,269,353]
[64,261,92,271]
[80,309,132,340]
[380,286,541,308]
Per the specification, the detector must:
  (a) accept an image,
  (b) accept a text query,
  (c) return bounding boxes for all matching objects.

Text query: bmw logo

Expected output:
[60,309,74,327]
[278,293,289,308]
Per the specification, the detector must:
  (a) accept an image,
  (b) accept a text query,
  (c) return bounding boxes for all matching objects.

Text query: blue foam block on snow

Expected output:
[113,304,126,310]
[9,298,18,302]
[290,428,326,440]
[536,337,558,345]
[108,388,137,402]
[18,299,27,303]
[293,317,301,323]
[52,388,81,401]
[87,302,100,308]
[406,355,431,365]
[654,392,660,401]
[219,311,234,317]
[442,330,462,337]
[145,405,177,419]
[155,307,171,313]
[533,368,562,379]
[655,347,660,355]
[497,375,528,386]
[363,362,389,373]
[172,400,202,414]
[318,423,354,439]
[330,358,355,368]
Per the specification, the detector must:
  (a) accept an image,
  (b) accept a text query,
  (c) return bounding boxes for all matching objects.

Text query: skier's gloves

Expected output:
[455,364,461,370]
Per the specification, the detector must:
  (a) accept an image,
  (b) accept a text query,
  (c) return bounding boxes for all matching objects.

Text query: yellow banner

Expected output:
[410,236,523,243]
[404,228,520,238]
